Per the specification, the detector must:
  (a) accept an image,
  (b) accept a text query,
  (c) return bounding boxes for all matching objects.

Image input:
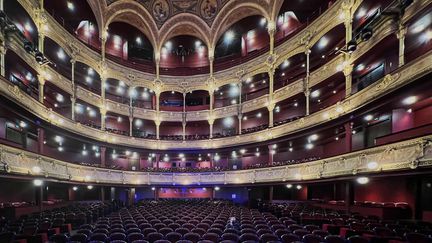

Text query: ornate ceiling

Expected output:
[88,0,281,50]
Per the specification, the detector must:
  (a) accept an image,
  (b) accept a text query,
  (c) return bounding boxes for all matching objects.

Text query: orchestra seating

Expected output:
[1,199,430,243]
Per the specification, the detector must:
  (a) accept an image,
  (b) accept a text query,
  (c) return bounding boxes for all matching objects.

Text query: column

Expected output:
[268,21,276,55]
[268,144,274,165]
[183,92,186,140]
[344,122,352,153]
[101,33,107,62]
[37,183,43,212]
[129,116,133,136]
[397,25,407,67]
[71,59,76,120]
[155,55,160,79]
[304,49,311,116]
[100,108,106,130]
[155,153,160,168]
[345,181,353,213]
[343,60,354,97]
[0,43,5,77]
[155,120,160,139]
[38,33,45,54]
[269,186,274,203]
[237,82,242,135]
[100,146,106,167]
[100,186,105,201]
[209,153,214,168]
[238,114,242,135]
[209,90,214,111]
[208,119,214,139]
[38,77,45,103]
[209,55,214,77]
[268,103,275,128]
[129,188,136,206]
[37,127,45,154]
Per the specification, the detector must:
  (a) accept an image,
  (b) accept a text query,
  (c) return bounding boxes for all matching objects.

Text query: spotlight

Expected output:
[35,51,44,64]
[347,40,357,53]
[361,28,373,41]
[24,41,33,53]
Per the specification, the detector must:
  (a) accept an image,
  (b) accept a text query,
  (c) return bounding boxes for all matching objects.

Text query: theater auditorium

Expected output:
[0,0,432,242]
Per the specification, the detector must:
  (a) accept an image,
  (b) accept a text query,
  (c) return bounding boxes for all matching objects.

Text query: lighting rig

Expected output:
[0,10,54,66]
[340,0,413,54]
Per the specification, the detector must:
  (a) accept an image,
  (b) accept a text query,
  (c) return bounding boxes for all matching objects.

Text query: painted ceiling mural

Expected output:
[105,0,231,27]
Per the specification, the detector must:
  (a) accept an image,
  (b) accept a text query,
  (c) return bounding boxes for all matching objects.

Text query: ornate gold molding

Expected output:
[1,135,431,185]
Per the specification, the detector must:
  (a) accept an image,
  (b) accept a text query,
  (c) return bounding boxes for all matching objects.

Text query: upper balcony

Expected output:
[1,0,431,148]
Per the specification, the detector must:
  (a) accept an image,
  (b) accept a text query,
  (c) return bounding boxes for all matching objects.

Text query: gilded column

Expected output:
[343,61,354,97]
[0,0,5,78]
[209,49,214,77]
[38,74,45,103]
[182,92,186,140]
[208,118,214,139]
[268,102,275,128]
[155,53,160,79]
[129,97,133,136]
[101,30,107,62]
[268,68,275,127]
[396,24,407,67]
[237,82,242,134]
[304,49,311,116]
[155,119,161,140]
[100,107,106,130]
[268,20,276,55]
[70,58,76,120]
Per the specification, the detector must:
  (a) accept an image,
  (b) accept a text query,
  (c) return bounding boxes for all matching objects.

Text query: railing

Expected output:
[1,134,430,185]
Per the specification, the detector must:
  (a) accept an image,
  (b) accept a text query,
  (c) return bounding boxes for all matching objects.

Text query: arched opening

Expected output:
[131,87,156,110]
[159,91,184,112]
[44,0,100,49]
[159,35,209,75]
[274,53,306,90]
[405,5,432,64]
[185,90,210,111]
[43,81,72,119]
[73,62,101,95]
[309,73,345,114]
[105,78,130,105]
[214,83,241,108]
[105,22,154,71]
[105,112,129,136]
[74,99,101,128]
[241,107,268,134]
[275,0,335,46]
[44,37,72,80]
[4,0,39,46]
[132,118,156,139]
[309,24,345,72]
[242,73,269,101]
[5,50,39,100]
[213,116,238,138]
[352,0,393,31]
[274,94,306,126]
[214,15,269,70]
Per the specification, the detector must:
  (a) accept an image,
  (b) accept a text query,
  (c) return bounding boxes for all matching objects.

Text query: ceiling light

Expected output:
[223,117,234,127]
[245,77,252,83]
[67,1,75,11]
[116,86,124,94]
[32,166,41,173]
[134,119,143,127]
[255,152,260,157]
[317,36,329,49]
[402,96,417,105]
[250,84,255,88]
[308,134,318,141]
[214,186,220,191]
[289,147,293,152]
[194,40,202,48]
[293,102,298,107]
[224,31,235,44]
[321,55,325,59]
[87,68,94,76]
[260,17,267,26]
[117,116,122,123]
[306,143,314,150]
[214,154,220,161]
[57,49,66,60]
[256,113,262,118]
[72,186,78,191]
[19,121,27,128]
[85,76,92,84]
[82,150,88,156]
[282,60,290,68]
[231,99,237,104]
[164,41,172,50]
[135,37,142,45]
[301,63,306,68]
[33,179,43,186]
[240,149,246,154]
[129,88,138,99]
[335,137,339,141]
[364,114,373,121]
[286,184,292,188]
[367,161,378,170]
[352,130,356,135]
[58,146,64,152]
[270,150,276,155]
[54,135,63,143]
[87,185,93,190]
[311,90,320,98]
[356,177,369,184]
[55,93,64,102]
[243,116,248,121]
[407,108,412,113]
[296,185,302,190]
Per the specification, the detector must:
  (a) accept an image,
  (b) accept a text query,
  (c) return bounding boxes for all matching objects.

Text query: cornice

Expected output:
[1,48,431,150]
[1,134,431,185]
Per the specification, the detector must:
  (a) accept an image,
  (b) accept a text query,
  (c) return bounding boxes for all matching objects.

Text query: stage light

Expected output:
[361,28,373,41]
[347,40,357,53]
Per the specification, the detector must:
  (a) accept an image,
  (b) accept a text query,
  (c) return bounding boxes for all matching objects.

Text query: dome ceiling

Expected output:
[106,0,233,27]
